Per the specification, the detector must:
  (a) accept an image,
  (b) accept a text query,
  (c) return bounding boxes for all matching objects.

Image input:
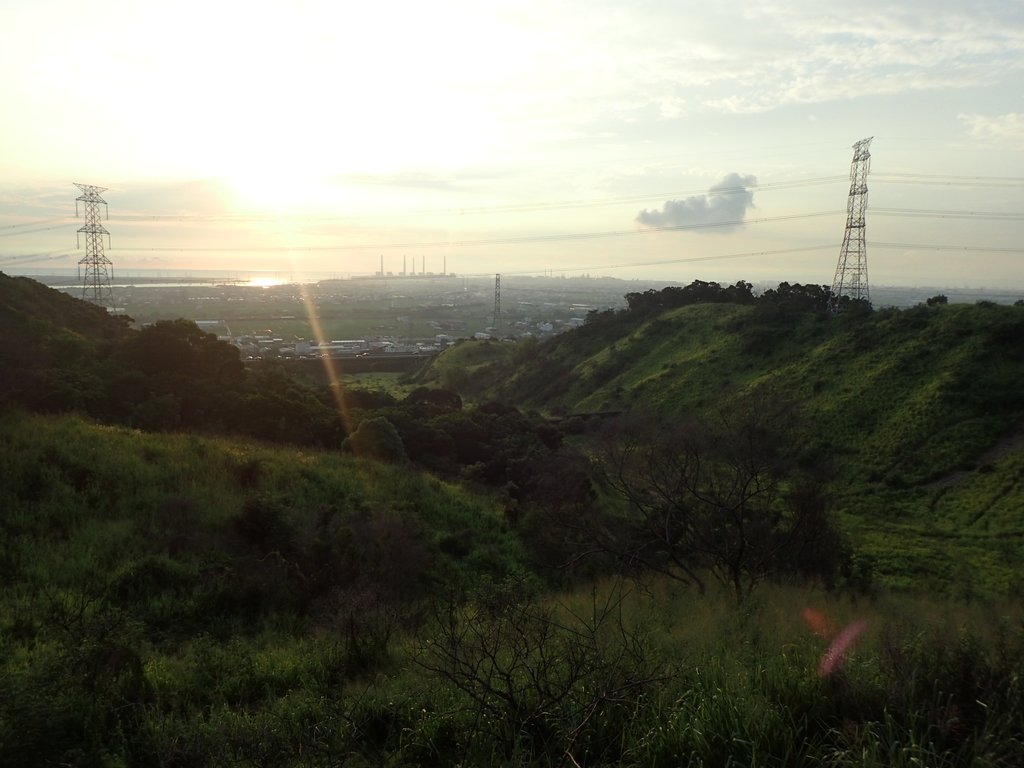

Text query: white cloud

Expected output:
[959,113,1024,146]
[636,173,757,231]
[545,0,1024,118]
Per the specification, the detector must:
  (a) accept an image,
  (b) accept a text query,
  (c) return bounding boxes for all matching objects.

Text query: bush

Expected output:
[343,416,406,463]
[415,579,659,764]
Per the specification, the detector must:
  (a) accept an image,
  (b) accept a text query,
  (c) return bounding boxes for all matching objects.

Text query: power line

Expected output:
[11,239,1020,279]
[440,239,1024,279]
[874,208,1024,221]
[104,203,1024,231]
[0,217,72,230]
[873,176,1024,188]
[111,210,846,253]
[873,171,1024,183]
[100,201,1023,255]
[92,171,1024,225]
[6,162,1021,282]
[873,242,1024,253]
[103,175,848,223]
[0,223,77,238]
[464,245,838,277]
[8,173,1019,232]
[0,250,77,266]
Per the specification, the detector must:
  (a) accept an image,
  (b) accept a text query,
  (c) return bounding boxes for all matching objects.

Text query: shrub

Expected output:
[343,417,407,463]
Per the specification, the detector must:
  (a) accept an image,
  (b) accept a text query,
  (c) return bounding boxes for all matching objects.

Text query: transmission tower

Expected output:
[493,273,501,333]
[829,138,873,312]
[74,183,114,308]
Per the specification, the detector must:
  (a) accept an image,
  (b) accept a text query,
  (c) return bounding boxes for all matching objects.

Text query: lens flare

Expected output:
[801,607,835,638]
[803,608,868,676]
[296,280,354,438]
[819,619,868,677]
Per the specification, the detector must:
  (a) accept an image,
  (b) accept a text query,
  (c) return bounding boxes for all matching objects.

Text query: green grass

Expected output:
[3,418,1022,768]
[341,372,415,398]
[4,286,1024,764]
[422,301,1024,594]
[408,338,516,395]
[0,411,528,604]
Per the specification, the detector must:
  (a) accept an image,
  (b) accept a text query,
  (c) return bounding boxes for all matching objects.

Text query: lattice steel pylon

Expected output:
[829,137,873,312]
[74,183,114,309]
[493,273,501,333]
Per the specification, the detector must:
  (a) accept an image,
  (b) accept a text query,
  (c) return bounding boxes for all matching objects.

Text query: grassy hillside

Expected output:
[0,411,526,607]
[417,298,1024,594]
[3,284,1024,765]
[0,411,518,764]
[2,411,1021,766]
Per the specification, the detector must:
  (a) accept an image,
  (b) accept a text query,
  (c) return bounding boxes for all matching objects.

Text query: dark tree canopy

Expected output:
[624,280,755,313]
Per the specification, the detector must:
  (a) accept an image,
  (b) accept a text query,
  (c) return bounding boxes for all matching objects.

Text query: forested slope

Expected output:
[0,272,343,443]
[420,285,1024,592]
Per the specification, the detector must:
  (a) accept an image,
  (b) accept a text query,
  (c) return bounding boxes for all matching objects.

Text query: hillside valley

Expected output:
[415,283,1024,593]
[2,272,1024,766]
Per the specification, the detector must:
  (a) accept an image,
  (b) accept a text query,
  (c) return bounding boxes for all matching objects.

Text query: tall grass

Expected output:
[3,412,1022,766]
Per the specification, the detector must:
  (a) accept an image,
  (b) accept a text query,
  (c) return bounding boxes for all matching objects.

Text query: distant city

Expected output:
[16,271,1024,367]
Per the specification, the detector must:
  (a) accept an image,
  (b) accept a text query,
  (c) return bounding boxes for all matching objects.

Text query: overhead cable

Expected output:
[111,210,845,253]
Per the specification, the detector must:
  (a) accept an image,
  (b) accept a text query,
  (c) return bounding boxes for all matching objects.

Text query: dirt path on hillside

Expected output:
[926,424,1024,490]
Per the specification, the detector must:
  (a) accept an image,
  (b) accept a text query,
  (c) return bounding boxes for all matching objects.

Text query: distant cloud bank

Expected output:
[959,113,1024,146]
[635,173,757,232]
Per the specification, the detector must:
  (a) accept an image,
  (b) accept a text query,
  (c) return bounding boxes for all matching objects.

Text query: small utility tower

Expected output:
[493,273,501,333]
[74,183,114,308]
[829,137,873,312]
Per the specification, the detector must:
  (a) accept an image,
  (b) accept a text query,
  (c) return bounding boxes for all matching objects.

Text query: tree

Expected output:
[623,280,755,313]
[415,578,658,764]
[576,394,847,602]
[343,416,406,462]
[756,282,833,314]
[232,361,343,446]
[121,319,243,382]
[405,386,463,410]
[113,319,246,430]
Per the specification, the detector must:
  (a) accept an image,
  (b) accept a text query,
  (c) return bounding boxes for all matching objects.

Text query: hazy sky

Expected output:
[2,0,1023,287]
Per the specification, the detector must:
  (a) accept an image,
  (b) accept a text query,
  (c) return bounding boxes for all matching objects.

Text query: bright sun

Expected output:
[223,166,337,215]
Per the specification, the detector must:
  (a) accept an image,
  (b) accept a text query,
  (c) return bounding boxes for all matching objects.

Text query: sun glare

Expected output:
[245,277,286,288]
[224,168,337,215]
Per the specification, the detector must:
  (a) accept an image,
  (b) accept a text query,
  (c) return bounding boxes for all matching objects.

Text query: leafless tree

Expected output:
[572,393,844,602]
[414,579,660,765]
